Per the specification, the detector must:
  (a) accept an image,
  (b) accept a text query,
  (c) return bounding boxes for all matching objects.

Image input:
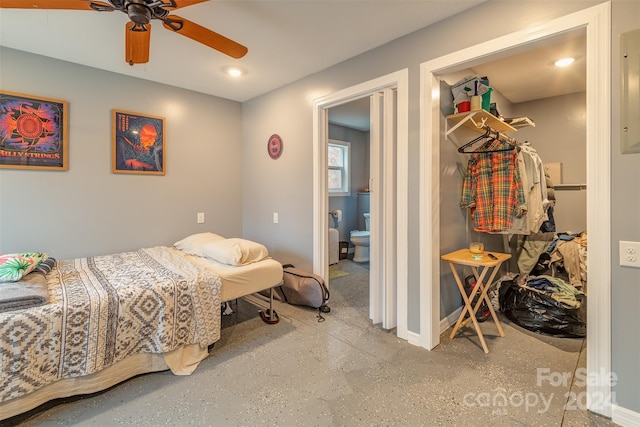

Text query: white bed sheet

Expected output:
[187,255,283,302]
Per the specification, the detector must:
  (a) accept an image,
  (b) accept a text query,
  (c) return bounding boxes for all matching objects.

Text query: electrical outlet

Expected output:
[273,212,279,224]
[619,241,640,268]
[197,212,205,224]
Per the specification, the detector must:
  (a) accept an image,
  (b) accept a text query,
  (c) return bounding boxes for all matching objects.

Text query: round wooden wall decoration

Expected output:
[268,134,283,159]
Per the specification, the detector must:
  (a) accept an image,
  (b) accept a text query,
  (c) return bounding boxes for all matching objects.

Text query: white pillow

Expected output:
[174,232,226,256]
[201,238,269,266]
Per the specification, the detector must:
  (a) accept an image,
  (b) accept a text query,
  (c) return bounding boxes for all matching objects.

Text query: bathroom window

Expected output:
[328,140,350,197]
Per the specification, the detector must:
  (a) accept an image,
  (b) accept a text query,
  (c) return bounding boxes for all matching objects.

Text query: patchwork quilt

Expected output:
[0,246,221,404]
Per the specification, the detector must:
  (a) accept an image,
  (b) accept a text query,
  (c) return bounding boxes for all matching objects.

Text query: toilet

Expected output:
[350,213,370,263]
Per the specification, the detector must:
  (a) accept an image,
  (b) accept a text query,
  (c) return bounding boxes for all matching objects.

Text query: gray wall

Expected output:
[0,48,243,259]
[241,0,639,414]
[611,0,640,414]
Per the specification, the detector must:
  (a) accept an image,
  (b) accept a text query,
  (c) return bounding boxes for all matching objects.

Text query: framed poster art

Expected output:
[0,91,68,170]
[112,109,165,175]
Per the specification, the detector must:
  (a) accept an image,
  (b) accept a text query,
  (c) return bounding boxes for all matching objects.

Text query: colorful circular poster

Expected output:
[268,134,283,159]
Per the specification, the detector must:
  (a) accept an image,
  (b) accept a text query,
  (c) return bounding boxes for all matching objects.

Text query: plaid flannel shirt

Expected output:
[460,139,526,233]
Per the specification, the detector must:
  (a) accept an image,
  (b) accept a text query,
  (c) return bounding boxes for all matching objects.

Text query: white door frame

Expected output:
[313,70,408,339]
[369,91,383,324]
[419,3,611,416]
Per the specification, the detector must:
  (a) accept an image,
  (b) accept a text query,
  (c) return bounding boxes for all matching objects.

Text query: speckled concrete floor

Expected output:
[7,260,617,426]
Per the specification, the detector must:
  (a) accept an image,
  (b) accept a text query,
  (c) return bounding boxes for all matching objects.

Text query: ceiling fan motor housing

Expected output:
[127,0,151,26]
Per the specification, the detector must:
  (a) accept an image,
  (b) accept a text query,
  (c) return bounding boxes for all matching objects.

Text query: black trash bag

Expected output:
[499,278,586,338]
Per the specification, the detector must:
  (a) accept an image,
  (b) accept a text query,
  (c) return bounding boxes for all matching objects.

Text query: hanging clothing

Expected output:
[521,149,546,232]
[461,139,526,233]
[509,149,537,235]
[539,165,557,232]
[519,143,550,232]
[515,162,559,274]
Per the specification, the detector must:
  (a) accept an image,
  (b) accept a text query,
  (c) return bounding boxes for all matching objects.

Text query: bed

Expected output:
[0,233,283,421]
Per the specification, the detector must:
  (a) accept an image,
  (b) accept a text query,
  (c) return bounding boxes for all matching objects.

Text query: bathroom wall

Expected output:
[328,123,370,243]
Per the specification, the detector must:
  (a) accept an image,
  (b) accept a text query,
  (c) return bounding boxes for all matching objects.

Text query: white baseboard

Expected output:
[613,404,640,427]
[440,306,462,333]
[407,330,420,346]
[407,308,461,348]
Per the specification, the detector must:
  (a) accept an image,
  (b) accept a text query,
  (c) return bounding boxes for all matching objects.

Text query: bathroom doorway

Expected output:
[312,70,409,337]
[327,97,372,321]
[327,96,371,259]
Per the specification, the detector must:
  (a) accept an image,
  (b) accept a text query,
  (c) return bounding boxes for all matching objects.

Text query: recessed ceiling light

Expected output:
[221,65,247,77]
[554,57,575,68]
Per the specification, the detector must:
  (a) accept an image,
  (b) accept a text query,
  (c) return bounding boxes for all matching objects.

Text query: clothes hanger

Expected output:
[457,126,517,153]
[457,127,492,153]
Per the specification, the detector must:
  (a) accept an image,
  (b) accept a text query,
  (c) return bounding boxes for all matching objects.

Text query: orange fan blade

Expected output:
[0,0,94,9]
[162,15,247,59]
[168,0,210,10]
[125,22,150,65]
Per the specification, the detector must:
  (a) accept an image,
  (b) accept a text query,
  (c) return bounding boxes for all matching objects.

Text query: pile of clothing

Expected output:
[498,273,586,338]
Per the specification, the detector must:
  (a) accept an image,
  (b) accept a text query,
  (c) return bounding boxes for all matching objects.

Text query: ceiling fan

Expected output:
[1,0,248,65]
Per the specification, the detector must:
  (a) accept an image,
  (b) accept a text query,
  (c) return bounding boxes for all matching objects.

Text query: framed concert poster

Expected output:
[0,91,68,170]
[112,109,165,175]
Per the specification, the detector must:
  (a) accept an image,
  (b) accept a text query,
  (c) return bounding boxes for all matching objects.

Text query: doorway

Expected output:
[419,2,611,417]
[313,70,409,338]
[327,98,372,315]
[326,98,373,327]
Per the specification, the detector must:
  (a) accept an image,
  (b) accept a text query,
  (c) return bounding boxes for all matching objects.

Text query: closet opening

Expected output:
[419,2,611,417]
[438,29,587,321]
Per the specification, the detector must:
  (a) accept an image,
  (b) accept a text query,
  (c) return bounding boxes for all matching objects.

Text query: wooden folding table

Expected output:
[441,249,511,353]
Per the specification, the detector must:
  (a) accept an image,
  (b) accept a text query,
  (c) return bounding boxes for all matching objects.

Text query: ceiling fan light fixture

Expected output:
[554,57,575,68]
[222,66,247,77]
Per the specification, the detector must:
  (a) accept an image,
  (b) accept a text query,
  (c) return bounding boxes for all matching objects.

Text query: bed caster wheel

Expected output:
[260,309,279,324]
